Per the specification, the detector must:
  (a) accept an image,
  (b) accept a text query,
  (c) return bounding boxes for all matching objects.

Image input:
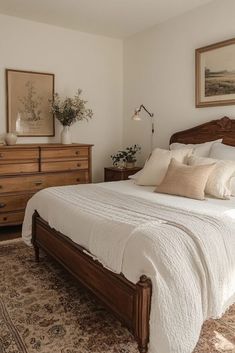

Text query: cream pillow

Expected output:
[136,148,192,186]
[229,177,235,196]
[209,142,235,161]
[170,139,222,157]
[155,158,215,200]
[188,155,235,199]
[128,169,143,180]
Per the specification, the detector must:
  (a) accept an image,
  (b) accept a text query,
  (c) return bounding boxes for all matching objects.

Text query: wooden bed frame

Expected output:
[32,116,235,353]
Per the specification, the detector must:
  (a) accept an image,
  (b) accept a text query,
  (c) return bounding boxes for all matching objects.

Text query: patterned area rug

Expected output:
[0,241,234,353]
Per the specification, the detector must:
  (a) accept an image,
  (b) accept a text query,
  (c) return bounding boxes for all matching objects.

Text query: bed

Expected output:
[22,116,235,353]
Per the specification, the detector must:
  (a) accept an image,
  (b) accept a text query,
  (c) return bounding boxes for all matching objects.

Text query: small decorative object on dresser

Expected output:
[104,166,142,182]
[4,132,17,145]
[0,143,93,228]
[50,89,93,144]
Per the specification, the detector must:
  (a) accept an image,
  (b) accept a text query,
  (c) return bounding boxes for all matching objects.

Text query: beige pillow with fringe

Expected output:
[155,158,215,200]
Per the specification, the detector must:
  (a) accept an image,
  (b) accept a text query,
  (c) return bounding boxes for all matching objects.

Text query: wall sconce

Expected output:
[132,104,154,151]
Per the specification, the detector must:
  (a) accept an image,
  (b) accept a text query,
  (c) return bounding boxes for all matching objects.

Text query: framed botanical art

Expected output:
[6,69,55,136]
[196,38,235,107]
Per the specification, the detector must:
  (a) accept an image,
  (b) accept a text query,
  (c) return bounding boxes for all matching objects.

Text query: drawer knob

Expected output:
[76,178,80,182]
[75,151,80,155]
[0,185,2,189]
[3,217,7,221]
[0,153,3,158]
[0,203,6,208]
[77,163,81,167]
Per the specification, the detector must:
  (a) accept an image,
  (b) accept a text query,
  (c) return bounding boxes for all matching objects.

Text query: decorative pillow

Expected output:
[170,139,222,157]
[209,142,235,161]
[188,155,235,199]
[155,158,215,200]
[136,148,192,186]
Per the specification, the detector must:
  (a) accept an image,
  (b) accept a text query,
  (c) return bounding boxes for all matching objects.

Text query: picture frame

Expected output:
[6,69,55,136]
[196,38,235,108]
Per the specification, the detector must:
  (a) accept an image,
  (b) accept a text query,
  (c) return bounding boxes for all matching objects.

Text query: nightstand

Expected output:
[104,167,142,182]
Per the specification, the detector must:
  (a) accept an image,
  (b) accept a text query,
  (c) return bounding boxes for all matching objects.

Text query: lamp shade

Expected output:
[132,110,141,121]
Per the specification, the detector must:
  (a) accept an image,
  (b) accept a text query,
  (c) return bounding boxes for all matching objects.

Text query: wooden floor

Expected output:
[0,225,22,241]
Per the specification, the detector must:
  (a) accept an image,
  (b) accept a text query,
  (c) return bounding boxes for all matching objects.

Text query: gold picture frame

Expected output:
[196,38,235,107]
[6,69,55,136]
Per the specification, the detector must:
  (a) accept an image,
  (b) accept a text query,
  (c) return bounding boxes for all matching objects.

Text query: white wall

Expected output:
[0,14,123,181]
[123,0,235,164]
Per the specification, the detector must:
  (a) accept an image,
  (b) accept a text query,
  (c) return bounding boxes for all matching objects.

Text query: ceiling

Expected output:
[0,0,214,38]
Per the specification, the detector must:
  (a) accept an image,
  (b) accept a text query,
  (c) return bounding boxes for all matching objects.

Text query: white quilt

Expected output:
[22,181,235,353]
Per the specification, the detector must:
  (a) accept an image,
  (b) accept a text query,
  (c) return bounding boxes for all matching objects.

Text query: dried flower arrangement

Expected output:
[49,89,93,126]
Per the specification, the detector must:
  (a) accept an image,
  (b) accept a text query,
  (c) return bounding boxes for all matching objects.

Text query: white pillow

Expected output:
[170,139,222,157]
[188,155,235,199]
[136,148,192,186]
[229,177,235,196]
[209,142,235,161]
[128,169,143,180]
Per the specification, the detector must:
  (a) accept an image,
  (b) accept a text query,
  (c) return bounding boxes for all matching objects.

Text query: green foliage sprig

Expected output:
[111,144,141,166]
[49,89,93,126]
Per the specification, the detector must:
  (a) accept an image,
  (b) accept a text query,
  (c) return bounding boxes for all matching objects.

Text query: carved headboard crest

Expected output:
[170,117,235,146]
[216,116,232,131]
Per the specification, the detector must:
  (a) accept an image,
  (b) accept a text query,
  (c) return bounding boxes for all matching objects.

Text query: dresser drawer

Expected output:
[0,211,25,225]
[41,146,89,159]
[0,193,33,213]
[42,171,89,188]
[0,148,39,161]
[0,171,89,193]
[41,160,88,172]
[0,161,39,175]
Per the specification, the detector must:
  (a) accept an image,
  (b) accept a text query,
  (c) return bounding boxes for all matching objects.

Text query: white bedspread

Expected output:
[22,180,235,353]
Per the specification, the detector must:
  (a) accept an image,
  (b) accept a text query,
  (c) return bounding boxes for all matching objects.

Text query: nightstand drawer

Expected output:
[41,147,89,159]
[41,160,88,172]
[105,170,124,181]
[104,167,142,182]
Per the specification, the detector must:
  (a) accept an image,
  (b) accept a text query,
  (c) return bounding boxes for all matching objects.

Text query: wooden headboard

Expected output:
[170,116,235,146]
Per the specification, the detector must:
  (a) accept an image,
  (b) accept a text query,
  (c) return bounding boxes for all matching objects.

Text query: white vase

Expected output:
[61,126,71,144]
[5,132,17,145]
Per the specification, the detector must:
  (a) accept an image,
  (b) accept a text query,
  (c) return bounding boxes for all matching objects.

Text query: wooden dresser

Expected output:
[0,143,93,227]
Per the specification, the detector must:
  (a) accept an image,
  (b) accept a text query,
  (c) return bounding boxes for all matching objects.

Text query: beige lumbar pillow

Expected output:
[155,158,215,200]
[188,155,235,199]
[136,148,192,186]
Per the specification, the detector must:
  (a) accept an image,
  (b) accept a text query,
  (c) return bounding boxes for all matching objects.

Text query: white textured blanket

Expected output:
[22,183,235,353]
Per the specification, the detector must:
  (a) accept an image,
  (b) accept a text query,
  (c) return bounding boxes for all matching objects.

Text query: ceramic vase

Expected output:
[5,132,17,145]
[61,126,71,144]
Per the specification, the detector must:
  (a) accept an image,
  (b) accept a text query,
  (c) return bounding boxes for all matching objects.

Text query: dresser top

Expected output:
[0,143,93,149]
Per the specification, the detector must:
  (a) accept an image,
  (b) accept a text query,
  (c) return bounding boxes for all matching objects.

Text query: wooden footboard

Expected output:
[32,211,152,353]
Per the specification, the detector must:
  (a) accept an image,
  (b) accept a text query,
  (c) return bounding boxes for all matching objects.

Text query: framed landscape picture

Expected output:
[196,38,235,107]
[6,69,55,136]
